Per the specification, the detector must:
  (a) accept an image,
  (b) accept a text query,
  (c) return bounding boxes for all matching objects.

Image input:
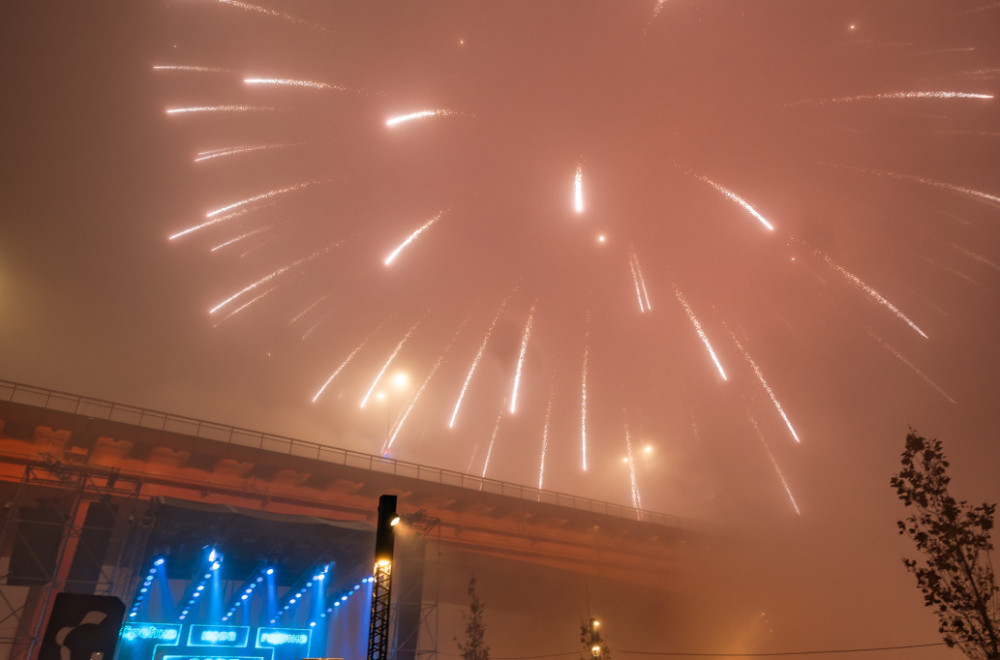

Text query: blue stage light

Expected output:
[154,557,165,566]
[266,568,274,575]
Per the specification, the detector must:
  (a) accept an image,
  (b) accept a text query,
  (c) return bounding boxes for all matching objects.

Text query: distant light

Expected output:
[209,549,217,562]
[256,577,263,582]
[211,561,221,570]
[591,646,601,657]
[597,234,606,244]
[309,622,316,628]
[241,595,248,600]
[316,574,325,580]
[140,588,147,593]
[129,612,137,618]
[193,592,201,598]
[266,568,274,575]
[154,558,165,566]
[643,445,653,454]
[197,585,205,591]
[592,620,600,628]
[340,596,347,602]
[334,602,340,608]
[392,372,409,389]
[354,584,361,590]
[306,582,313,588]
[390,515,401,527]
[204,574,211,579]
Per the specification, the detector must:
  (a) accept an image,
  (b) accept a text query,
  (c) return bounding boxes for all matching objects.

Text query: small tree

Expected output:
[456,576,489,660]
[891,430,1000,660]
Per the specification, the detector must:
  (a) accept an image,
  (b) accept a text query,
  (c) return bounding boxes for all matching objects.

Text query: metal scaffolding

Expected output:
[0,457,145,660]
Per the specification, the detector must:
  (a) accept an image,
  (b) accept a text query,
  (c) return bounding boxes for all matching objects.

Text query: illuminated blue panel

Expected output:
[121,623,182,644]
[186,625,250,647]
[163,655,262,660]
[254,628,311,649]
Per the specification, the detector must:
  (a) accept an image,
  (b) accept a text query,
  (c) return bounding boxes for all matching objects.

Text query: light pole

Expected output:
[367,494,400,660]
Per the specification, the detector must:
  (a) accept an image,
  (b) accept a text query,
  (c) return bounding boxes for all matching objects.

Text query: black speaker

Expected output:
[66,498,118,593]
[9,504,65,586]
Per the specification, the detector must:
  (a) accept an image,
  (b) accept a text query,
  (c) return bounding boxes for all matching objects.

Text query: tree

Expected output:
[455,576,489,660]
[891,430,1000,660]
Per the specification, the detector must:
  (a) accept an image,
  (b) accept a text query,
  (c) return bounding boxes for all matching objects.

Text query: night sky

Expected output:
[2,0,1000,655]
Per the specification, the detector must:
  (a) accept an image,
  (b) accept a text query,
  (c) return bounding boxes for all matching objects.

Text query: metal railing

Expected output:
[0,379,687,527]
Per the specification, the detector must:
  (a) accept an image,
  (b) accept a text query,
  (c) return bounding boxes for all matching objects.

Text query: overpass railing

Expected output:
[0,379,686,528]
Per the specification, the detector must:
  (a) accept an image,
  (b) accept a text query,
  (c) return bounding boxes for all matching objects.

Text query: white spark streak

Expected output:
[212,285,278,326]
[166,105,274,114]
[209,244,333,315]
[866,329,956,404]
[877,170,1000,207]
[385,110,453,127]
[360,322,421,409]
[628,252,653,313]
[311,331,377,403]
[574,164,584,214]
[748,414,801,516]
[821,253,929,339]
[383,213,443,266]
[153,65,232,73]
[213,0,325,29]
[793,91,994,105]
[509,306,536,414]
[624,424,642,516]
[697,176,775,231]
[195,144,297,163]
[290,292,334,326]
[382,320,468,455]
[581,322,590,472]
[538,386,554,491]
[481,408,505,479]
[629,256,646,313]
[449,299,509,428]
[210,226,269,253]
[169,207,258,241]
[732,336,801,443]
[245,77,344,90]
[207,181,314,219]
[673,284,728,381]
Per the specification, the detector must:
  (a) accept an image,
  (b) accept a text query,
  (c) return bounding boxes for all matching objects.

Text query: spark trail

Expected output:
[574,164,584,214]
[820,253,929,339]
[209,243,335,315]
[624,423,642,515]
[383,213,443,266]
[209,226,270,253]
[509,305,536,414]
[213,0,327,30]
[628,251,652,313]
[673,284,728,381]
[196,144,299,163]
[865,329,956,404]
[481,407,505,479]
[382,319,470,455]
[581,320,591,472]
[245,77,345,91]
[792,91,994,105]
[696,175,775,231]
[311,327,382,403]
[207,181,317,219]
[538,384,555,490]
[385,110,454,127]
[748,413,801,516]
[360,320,422,408]
[732,335,801,443]
[448,298,510,428]
[166,105,274,114]
[153,65,232,73]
